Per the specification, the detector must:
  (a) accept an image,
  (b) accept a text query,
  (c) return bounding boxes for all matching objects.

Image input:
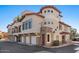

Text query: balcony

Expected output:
[40,27,52,33]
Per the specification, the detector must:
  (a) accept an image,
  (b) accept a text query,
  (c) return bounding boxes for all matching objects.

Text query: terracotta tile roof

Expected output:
[7,24,11,28]
[19,13,44,22]
[59,21,71,27]
[40,5,61,13]
[24,13,44,18]
[60,32,70,34]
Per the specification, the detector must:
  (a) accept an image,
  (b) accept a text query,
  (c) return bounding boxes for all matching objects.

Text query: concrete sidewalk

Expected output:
[72,41,79,44]
[45,42,74,48]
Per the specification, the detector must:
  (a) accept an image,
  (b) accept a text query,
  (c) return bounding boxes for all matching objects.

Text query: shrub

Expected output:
[73,39,76,41]
[52,40,59,46]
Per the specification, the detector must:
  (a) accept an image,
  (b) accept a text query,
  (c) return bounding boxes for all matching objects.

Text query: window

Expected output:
[44,10,46,13]
[22,18,32,30]
[48,10,50,13]
[12,29,14,33]
[57,26,58,29]
[25,23,28,29]
[29,21,32,29]
[15,26,18,33]
[18,36,21,42]
[53,31,55,33]
[27,22,29,29]
[18,25,21,32]
[22,22,25,30]
[44,22,46,24]
[28,19,32,29]
[51,10,53,13]
[55,29,57,31]
[47,34,50,42]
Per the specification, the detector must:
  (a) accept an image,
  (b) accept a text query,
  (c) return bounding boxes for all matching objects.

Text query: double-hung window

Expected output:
[28,18,32,29]
[25,22,28,29]
[22,22,25,30]
[22,18,32,30]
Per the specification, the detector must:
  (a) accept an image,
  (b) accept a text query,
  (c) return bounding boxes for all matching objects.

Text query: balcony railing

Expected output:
[40,27,52,33]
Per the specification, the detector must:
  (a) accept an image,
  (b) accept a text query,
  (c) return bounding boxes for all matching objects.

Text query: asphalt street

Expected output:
[0,41,79,53]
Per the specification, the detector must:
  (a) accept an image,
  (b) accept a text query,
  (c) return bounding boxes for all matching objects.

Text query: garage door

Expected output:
[31,36,37,45]
[21,36,24,43]
[26,36,30,45]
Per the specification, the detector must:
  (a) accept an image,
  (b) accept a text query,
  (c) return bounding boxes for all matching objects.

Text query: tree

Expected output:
[70,28,77,40]
[0,35,2,39]
[75,33,79,37]
[16,16,20,22]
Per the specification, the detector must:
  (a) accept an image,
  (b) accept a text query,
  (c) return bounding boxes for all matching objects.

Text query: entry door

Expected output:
[15,36,18,42]
[62,35,66,43]
[42,34,45,45]
[18,35,21,42]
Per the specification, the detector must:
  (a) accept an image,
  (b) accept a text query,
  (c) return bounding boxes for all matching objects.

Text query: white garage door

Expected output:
[26,36,30,45]
[21,36,25,43]
[31,36,37,45]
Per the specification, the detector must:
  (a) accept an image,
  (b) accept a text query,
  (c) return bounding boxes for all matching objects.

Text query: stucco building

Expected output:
[7,6,71,47]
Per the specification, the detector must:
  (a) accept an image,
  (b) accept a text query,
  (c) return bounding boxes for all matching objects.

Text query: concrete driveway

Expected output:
[0,41,79,53]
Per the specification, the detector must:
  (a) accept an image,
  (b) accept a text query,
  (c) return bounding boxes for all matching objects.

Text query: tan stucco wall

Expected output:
[59,23,71,33]
[21,15,44,33]
[42,8,60,17]
[41,8,60,42]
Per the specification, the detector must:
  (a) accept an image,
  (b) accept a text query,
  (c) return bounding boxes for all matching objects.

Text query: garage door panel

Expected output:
[31,36,36,45]
[26,37,30,45]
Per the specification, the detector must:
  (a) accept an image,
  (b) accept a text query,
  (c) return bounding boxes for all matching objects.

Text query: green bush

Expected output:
[52,40,59,46]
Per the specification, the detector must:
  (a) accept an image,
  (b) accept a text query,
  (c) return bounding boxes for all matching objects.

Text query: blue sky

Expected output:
[0,5,79,32]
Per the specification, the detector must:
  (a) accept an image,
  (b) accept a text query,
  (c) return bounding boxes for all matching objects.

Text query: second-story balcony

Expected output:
[40,27,52,34]
[11,25,22,34]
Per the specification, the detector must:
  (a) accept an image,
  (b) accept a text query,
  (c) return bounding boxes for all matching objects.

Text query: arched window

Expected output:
[44,10,46,13]
[47,34,50,42]
[18,25,21,32]
[51,10,53,13]
[48,10,50,13]
[44,22,46,24]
